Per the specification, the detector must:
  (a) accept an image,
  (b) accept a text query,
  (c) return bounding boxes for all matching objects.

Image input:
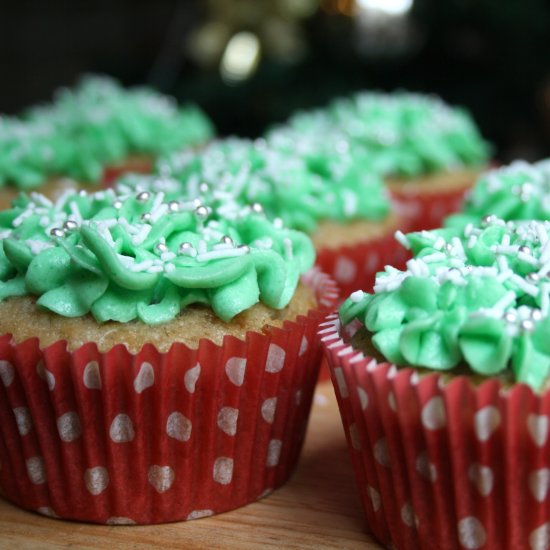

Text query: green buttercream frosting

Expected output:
[0,185,314,323]
[0,75,214,189]
[277,91,490,178]
[340,218,550,390]
[447,160,550,228]
[124,137,391,234]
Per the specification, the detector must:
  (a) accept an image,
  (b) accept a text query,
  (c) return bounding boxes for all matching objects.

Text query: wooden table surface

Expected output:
[0,381,383,550]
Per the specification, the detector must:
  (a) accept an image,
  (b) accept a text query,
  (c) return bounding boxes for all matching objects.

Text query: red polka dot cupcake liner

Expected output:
[321,313,550,550]
[389,185,469,232]
[315,229,409,382]
[315,230,408,302]
[0,269,338,525]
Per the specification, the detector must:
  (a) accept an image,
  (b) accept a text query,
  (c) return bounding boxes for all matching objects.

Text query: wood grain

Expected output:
[0,381,383,549]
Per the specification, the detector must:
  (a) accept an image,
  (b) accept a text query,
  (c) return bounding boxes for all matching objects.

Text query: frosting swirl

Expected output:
[278,92,490,177]
[142,137,390,233]
[341,218,550,390]
[0,75,214,189]
[447,160,550,228]
[0,185,314,323]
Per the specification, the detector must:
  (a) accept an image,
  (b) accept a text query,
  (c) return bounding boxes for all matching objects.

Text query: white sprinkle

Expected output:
[131,224,152,246]
[492,290,517,312]
[394,230,410,249]
[350,290,365,303]
[283,238,293,260]
[196,247,249,262]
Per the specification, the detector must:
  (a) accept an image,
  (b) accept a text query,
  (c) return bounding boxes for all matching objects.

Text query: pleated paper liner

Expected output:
[0,269,338,525]
[389,183,470,233]
[321,313,550,550]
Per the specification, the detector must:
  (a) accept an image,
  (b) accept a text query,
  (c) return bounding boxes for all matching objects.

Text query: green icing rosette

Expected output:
[278,91,490,178]
[0,75,214,189]
[341,218,550,390]
[446,160,550,229]
[0,184,314,324]
[146,137,390,234]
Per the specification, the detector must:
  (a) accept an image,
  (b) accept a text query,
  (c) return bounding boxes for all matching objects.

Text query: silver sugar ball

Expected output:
[195,205,209,219]
[221,235,234,245]
[168,200,180,212]
[532,309,543,321]
[49,227,65,238]
[63,220,78,231]
[136,191,151,202]
[238,244,250,253]
[156,242,168,253]
[113,200,123,209]
[526,272,540,283]
[503,311,517,324]
[251,202,263,214]
[521,319,535,332]
[141,213,152,222]
[481,214,496,226]
[178,242,193,253]
[199,182,210,194]
[519,245,532,255]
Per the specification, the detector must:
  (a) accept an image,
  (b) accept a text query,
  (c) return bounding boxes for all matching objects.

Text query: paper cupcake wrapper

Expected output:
[321,314,550,550]
[389,184,470,233]
[102,158,153,186]
[315,226,409,382]
[315,230,408,301]
[0,269,338,525]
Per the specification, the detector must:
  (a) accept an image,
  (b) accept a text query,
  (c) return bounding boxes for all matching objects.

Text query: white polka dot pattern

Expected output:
[166,412,192,442]
[468,464,493,497]
[474,406,500,442]
[36,361,55,390]
[415,451,437,482]
[12,407,32,436]
[457,517,487,549]
[0,360,14,387]
[373,438,390,467]
[37,506,58,518]
[261,398,277,424]
[57,412,82,442]
[333,367,349,399]
[106,517,136,525]
[334,256,357,284]
[367,486,381,512]
[528,414,549,448]
[266,439,282,467]
[265,344,285,373]
[357,387,369,410]
[225,357,247,386]
[299,336,308,356]
[85,466,109,495]
[184,363,201,393]
[187,510,214,521]
[400,501,415,528]
[529,469,550,503]
[148,465,175,493]
[217,407,239,436]
[421,397,446,430]
[530,523,550,550]
[109,414,135,443]
[26,456,46,485]
[133,362,155,393]
[83,361,101,389]
[213,457,234,485]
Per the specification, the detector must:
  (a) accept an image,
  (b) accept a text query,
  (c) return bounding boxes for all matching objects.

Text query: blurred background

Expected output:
[2,0,550,161]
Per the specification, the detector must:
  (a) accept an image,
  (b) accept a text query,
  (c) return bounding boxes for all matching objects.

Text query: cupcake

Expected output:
[0,75,214,209]
[322,218,550,549]
[446,159,550,229]
[136,136,406,297]
[0,187,337,524]
[283,91,491,232]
